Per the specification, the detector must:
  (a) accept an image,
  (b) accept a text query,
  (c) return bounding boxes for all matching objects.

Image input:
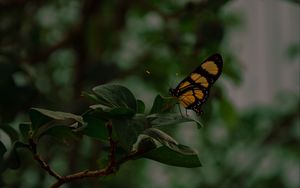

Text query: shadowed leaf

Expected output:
[147,113,203,128]
[92,84,137,111]
[144,145,201,168]
[150,95,177,114]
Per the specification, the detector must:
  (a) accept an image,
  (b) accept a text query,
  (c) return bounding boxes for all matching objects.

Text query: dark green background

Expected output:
[0,0,299,188]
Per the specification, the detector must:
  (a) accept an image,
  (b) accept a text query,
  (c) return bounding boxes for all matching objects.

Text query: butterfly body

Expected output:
[169,53,223,115]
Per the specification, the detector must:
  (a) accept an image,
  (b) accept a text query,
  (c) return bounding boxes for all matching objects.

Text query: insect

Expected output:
[169,53,223,115]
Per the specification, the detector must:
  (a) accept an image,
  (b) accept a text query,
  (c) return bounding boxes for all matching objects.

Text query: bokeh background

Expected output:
[0,0,299,188]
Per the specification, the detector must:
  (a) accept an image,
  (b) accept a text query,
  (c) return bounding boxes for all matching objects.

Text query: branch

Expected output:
[50,149,142,188]
[49,120,142,188]
[29,139,62,180]
[50,168,112,188]
[106,120,116,169]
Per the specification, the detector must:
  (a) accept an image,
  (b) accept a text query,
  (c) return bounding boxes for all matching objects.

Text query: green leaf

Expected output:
[136,99,145,113]
[144,145,202,168]
[143,128,178,150]
[81,110,108,141]
[112,117,148,152]
[133,135,157,154]
[0,141,8,172]
[29,109,52,131]
[81,91,101,103]
[147,113,203,128]
[2,141,29,170]
[29,108,83,131]
[0,141,7,161]
[108,107,136,118]
[19,122,31,140]
[138,128,202,167]
[0,125,19,142]
[29,108,83,140]
[31,108,83,124]
[142,128,199,155]
[150,95,177,114]
[38,126,78,141]
[92,84,137,111]
[90,106,136,119]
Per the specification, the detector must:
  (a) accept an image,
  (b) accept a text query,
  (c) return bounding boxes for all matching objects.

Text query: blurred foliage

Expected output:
[0,0,299,188]
[286,42,300,60]
[285,0,300,4]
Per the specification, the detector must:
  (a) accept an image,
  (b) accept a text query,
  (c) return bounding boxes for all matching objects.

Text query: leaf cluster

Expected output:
[0,84,203,180]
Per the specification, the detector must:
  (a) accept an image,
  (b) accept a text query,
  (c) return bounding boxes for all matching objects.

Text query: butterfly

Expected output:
[169,53,223,115]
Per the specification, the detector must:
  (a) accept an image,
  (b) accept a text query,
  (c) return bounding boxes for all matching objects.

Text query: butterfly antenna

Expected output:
[167,73,173,90]
[164,72,175,99]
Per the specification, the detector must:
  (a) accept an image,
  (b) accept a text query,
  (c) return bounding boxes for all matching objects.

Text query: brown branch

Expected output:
[29,139,63,181]
[106,120,116,169]
[29,119,143,188]
[50,150,142,188]
[50,168,112,188]
[28,133,115,188]
[33,153,62,180]
[49,120,142,188]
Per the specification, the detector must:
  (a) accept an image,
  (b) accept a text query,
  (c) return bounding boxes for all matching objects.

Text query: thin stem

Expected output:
[106,120,117,170]
[29,139,62,180]
[50,150,143,188]
[50,168,110,188]
[30,119,144,188]
[50,120,126,187]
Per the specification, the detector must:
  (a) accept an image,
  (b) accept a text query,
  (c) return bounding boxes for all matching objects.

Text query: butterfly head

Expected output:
[169,88,178,97]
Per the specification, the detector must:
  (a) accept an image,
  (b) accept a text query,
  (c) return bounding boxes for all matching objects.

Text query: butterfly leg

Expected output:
[185,109,189,117]
[197,109,203,116]
[177,103,184,117]
[177,103,189,117]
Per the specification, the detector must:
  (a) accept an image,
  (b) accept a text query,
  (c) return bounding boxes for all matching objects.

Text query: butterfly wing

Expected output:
[174,53,223,92]
[170,53,223,114]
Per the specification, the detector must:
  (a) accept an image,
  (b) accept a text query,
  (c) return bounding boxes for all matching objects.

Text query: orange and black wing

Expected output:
[169,53,223,115]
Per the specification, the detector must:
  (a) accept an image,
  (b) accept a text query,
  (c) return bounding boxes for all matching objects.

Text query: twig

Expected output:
[28,112,145,188]
[106,120,116,170]
[49,120,143,188]
[29,139,62,180]
[33,153,62,180]
[50,168,112,188]
[50,150,142,188]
